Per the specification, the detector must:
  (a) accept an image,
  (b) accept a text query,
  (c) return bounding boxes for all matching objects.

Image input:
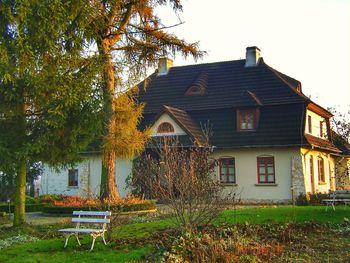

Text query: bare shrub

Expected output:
[131,137,234,232]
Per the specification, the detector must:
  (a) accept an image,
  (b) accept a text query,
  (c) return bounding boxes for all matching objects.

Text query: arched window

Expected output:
[317,157,325,183]
[157,122,174,133]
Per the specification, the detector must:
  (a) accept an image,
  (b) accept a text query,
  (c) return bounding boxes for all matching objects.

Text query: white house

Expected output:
[41,47,347,202]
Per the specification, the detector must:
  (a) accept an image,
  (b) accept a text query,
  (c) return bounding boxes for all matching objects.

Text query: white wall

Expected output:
[211,148,300,202]
[305,109,328,139]
[40,155,132,198]
[300,148,336,193]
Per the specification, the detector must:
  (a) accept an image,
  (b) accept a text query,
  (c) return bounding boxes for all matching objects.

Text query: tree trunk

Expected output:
[99,39,120,200]
[13,158,26,225]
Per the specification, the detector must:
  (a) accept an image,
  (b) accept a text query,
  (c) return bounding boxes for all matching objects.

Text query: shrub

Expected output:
[296,192,329,206]
[0,204,42,213]
[38,194,62,204]
[42,197,155,214]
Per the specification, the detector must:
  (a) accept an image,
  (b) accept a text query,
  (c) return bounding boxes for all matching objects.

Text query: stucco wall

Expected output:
[211,148,301,202]
[40,156,132,198]
[300,148,336,193]
[305,109,328,139]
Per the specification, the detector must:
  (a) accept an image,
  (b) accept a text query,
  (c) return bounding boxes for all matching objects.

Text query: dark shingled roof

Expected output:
[138,59,308,114]
[136,58,340,152]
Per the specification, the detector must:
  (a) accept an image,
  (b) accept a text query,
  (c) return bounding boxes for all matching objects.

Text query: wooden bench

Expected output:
[322,190,350,211]
[58,211,111,251]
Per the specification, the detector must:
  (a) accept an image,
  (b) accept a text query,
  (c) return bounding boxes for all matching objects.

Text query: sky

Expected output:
[155,0,350,113]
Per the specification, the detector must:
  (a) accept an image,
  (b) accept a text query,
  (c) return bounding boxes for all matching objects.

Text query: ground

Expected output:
[0,205,349,262]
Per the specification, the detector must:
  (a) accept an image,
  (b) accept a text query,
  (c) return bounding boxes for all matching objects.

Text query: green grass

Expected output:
[215,205,350,225]
[0,205,349,262]
[0,237,154,263]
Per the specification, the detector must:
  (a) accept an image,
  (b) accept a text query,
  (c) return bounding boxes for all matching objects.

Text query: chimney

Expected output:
[245,46,261,67]
[158,57,173,75]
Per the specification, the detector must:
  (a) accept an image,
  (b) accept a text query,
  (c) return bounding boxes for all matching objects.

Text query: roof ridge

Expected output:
[170,59,245,69]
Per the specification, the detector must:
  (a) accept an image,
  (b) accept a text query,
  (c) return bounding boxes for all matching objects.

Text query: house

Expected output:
[40,46,347,202]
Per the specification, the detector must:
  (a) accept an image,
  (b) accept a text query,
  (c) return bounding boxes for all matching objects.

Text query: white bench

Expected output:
[322,190,350,211]
[58,211,111,251]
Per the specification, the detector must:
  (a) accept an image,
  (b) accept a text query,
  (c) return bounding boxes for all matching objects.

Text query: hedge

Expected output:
[42,201,156,215]
[0,204,43,213]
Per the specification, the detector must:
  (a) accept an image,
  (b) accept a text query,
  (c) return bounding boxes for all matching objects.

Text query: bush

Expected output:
[38,194,62,204]
[42,200,156,214]
[0,204,43,213]
[296,192,329,206]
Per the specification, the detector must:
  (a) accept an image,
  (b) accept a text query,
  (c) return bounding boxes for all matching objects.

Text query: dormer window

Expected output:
[237,109,258,131]
[157,122,174,133]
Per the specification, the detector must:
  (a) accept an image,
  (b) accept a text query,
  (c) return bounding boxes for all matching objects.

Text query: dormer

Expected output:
[305,103,332,140]
[236,108,260,132]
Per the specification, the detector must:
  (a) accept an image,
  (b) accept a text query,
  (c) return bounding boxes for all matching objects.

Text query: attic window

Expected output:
[184,72,207,96]
[157,122,174,133]
[237,109,258,131]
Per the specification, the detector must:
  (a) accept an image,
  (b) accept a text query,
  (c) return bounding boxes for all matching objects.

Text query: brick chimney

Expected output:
[158,57,173,75]
[245,46,261,67]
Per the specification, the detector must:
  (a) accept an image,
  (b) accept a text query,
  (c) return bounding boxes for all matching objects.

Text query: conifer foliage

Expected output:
[0,1,102,225]
[85,0,204,200]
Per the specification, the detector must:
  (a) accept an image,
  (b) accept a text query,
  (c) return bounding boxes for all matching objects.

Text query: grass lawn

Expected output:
[0,205,349,262]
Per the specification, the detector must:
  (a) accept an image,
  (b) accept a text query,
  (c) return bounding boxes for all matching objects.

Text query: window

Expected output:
[309,156,315,192]
[257,156,275,183]
[157,122,174,133]
[308,115,312,133]
[219,158,236,183]
[237,109,256,131]
[319,121,324,137]
[317,157,325,183]
[68,169,79,187]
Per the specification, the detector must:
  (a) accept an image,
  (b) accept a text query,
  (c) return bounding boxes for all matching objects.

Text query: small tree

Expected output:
[329,106,350,189]
[132,137,233,233]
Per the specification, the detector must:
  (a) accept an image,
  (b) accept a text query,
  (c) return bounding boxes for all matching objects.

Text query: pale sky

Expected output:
[156,0,350,112]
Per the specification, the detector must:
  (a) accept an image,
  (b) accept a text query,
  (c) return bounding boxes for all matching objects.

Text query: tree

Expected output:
[0,1,102,225]
[82,0,204,200]
[131,137,234,233]
[329,106,350,189]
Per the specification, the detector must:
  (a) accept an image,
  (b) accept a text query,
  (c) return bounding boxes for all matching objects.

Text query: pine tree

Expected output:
[0,1,102,225]
[84,0,204,199]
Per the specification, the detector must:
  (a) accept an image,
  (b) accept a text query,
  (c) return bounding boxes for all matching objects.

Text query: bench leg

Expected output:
[75,234,81,246]
[64,234,72,248]
[102,233,107,245]
[90,235,97,251]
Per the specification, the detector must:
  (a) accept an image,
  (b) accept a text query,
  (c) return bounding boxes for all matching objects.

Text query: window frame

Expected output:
[237,109,258,131]
[317,157,325,183]
[157,122,175,133]
[319,121,323,137]
[219,157,236,184]
[308,115,312,133]
[68,168,79,187]
[257,156,275,184]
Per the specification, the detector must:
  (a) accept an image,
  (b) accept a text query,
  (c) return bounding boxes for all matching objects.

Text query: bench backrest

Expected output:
[330,190,350,199]
[72,211,111,230]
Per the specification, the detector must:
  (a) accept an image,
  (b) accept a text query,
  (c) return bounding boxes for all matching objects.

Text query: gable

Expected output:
[151,113,187,136]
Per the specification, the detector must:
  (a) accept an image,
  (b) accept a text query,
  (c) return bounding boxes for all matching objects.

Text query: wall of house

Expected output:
[151,113,186,136]
[300,148,336,194]
[305,109,328,139]
[40,155,132,198]
[211,148,301,203]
